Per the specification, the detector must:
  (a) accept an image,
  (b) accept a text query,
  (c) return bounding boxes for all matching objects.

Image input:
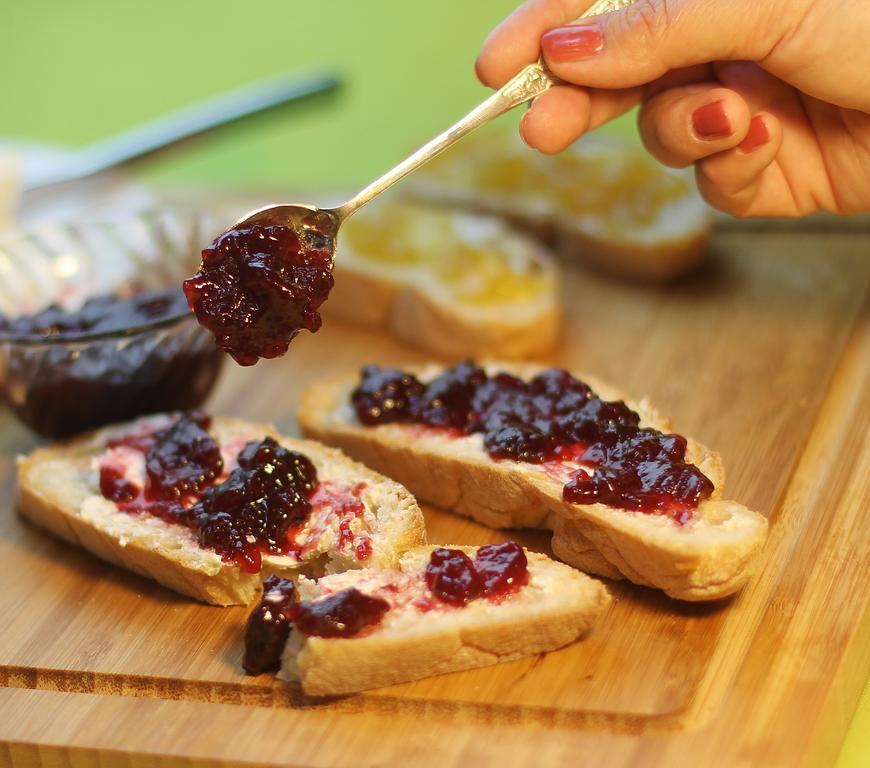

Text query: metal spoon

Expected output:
[232,0,635,247]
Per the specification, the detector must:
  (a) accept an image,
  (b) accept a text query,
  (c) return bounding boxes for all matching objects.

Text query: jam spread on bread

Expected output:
[244,575,298,674]
[192,436,318,572]
[293,588,391,638]
[425,548,484,606]
[243,542,532,673]
[474,542,530,597]
[100,413,317,573]
[351,367,425,424]
[97,414,359,573]
[426,543,529,605]
[183,222,334,366]
[100,412,223,519]
[351,363,714,521]
[244,581,389,672]
[144,413,224,501]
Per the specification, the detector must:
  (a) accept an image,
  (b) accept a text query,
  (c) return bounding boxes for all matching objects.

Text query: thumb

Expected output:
[541,0,800,89]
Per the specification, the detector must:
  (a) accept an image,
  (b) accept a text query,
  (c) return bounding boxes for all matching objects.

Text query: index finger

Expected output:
[476,0,598,88]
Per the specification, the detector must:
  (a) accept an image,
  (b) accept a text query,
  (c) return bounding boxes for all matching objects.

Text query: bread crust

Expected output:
[298,363,768,601]
[278,548,611,696]
[17,415,426,606]
[551,227,709,283]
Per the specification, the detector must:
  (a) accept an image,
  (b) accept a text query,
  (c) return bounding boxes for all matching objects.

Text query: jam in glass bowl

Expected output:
[0,209,227,438]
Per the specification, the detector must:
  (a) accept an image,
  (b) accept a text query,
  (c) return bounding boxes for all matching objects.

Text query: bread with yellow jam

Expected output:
[328,201,560,358]
[407,130,711,282]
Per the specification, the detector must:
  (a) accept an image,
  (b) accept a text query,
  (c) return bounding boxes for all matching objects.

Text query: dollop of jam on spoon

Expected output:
[183,207,336,366]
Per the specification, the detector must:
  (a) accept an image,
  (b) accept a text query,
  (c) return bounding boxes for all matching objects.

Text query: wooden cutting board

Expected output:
[0,216,867,767]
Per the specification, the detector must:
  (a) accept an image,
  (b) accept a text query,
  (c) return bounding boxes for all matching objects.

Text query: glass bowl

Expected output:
[0,209,228,438]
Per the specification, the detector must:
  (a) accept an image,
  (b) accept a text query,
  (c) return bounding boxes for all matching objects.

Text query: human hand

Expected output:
[476,0,870,217]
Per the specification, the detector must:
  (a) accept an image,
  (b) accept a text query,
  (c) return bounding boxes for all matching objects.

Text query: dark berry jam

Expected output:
[145,412,223,501]
[0,288,223,439]
[424,543,529,606]
[193,437,318,573]
[474,542,529,598]
[183,220,335,366]
[98,415,320,573]
[99,465,138,503]
[100,411,221,515]
[425,548,485,606]
[351,365,425,425]
[562,430,710,522]
[292,587,390,638]
[243,575,298,675]
[0,288,189,337]
[417,361,488,430]
[351,363,714,521]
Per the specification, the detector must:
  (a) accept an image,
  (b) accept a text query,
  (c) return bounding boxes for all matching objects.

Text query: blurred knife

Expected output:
[20,71,341,192]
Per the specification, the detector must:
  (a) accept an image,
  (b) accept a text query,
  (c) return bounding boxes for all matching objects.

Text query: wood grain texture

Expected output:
[0,220,867,768]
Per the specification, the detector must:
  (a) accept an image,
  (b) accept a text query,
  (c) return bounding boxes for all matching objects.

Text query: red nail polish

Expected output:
[541,25,604,62]
[692,101,731,140]
[738,116,769,153]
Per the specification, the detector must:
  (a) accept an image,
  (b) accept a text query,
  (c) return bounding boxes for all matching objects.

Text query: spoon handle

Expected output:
[336,0,636,221]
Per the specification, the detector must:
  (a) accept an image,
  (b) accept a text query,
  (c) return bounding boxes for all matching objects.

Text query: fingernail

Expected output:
[541,25,604,62]
[692,101,731,140]
[738,115,769,153]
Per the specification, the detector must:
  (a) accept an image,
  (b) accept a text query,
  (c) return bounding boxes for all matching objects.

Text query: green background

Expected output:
[1,0,634,191]
[3,1,866,763]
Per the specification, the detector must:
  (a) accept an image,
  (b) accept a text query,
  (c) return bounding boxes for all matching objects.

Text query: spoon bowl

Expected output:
[232,203,342,255]
[233,203,338,233]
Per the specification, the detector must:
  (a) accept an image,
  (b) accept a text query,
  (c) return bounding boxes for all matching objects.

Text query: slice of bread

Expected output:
[17,414,426,606]
[406,130,711,282]
[278,545,610,695]
[298,363,768,601]
[327,201,560,358]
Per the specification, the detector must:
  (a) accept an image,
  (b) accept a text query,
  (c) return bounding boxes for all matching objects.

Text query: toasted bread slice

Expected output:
[327,201,560,358]
[17,414,426,606]
[407,130,711,282]
[298,363,767,601]
[278,545,610,695]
